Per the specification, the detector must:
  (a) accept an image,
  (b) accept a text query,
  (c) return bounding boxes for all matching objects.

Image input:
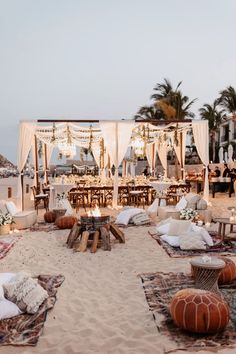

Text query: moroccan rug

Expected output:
[140,271,236,353]
[150,231,236,258]
[0,274,65,346]
[0,237,20,260]
[29,222,60,233]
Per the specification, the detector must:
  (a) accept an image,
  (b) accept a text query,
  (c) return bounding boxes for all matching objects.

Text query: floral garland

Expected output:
[180,208,199,221]
[0,211,14,225]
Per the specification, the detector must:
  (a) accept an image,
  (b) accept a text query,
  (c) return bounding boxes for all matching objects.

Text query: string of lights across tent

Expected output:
[35,121,192,159]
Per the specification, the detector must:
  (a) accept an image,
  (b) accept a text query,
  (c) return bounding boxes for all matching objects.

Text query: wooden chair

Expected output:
[127,182,145,208]
[31,186,49,214]
[69,181,88,212]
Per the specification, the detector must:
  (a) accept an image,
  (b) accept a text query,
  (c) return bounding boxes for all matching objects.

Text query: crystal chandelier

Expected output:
[131,136,145,157]
[58,125,76,159]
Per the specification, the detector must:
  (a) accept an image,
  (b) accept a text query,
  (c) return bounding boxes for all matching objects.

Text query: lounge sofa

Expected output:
[157,193,212,223]
[0,200,37,230]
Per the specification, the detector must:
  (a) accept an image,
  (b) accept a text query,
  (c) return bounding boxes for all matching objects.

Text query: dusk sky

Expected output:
[0,0,236,163]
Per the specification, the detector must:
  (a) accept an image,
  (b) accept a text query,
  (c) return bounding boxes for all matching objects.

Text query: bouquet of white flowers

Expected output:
[180,208,199,221]
[0,211,14,225]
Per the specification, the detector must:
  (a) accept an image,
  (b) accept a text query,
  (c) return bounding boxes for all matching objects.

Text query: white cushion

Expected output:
[160,234,180,247]
[0,298,22,320]
[197,199,208,210]
[0,273,16,299]
[168,219,192,236]
[5,201,18,216]
[179,233,206,250]
[191,224,213,246]
[115,208,145,226]
[175,196,187,211]
[156,223,170,235]
[3,272,49,314]
[131,213,150,225]
[184,193,201,210]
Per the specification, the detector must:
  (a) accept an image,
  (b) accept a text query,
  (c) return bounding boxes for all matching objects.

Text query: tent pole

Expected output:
[21,170,24,211]
[180,132,184,180]
[34,135,40,191]
[44,143,49,184]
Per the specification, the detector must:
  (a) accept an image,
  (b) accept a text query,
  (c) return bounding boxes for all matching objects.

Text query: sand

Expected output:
[1,194,236,354]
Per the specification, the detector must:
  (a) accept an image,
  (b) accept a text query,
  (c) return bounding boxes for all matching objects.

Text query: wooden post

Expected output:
[152,143,155,177]
[179,132,184,180]
[107,155,111,178]
[21,169,24,211]
[34,135,40,192]
[44,143,49,185]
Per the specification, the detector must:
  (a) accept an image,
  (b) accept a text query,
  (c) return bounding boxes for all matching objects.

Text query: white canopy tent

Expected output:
[17,119,209,210]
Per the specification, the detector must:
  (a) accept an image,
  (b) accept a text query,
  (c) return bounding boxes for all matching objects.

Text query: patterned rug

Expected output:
[0,237,20,259]
[140,271,236,353]
[0,274,65,346]
[29,222,60,233]
[150,231,236,258]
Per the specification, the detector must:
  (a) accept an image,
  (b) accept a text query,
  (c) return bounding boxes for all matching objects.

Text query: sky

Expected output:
[0,0,236,164]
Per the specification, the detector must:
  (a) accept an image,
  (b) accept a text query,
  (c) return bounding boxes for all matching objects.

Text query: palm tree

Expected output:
[134,105,163,121]
[218,86,236,120]
[151,78,196,120]
[199,100,226,162]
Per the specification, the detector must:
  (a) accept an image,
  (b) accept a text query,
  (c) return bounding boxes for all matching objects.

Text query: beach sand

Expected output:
[1,194,236,354]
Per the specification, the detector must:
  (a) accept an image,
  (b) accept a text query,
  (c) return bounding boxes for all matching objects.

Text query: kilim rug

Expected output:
[0,274,65,346]
[150,231,236,258]
[29,222,60,233]
[0,237,20,260]
[140,271,236,353]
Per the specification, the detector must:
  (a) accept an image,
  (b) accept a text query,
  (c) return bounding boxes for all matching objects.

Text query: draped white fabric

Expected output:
[192,121,209,202]
[100,121,135,207]
[43,144,54,183]
[17,122,36,210]
[91,143,101,174]
[156,142,168,177]
[146,142,156,175]
[171,131,187,167]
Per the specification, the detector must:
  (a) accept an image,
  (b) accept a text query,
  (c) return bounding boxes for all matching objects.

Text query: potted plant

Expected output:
[0,211,14,235]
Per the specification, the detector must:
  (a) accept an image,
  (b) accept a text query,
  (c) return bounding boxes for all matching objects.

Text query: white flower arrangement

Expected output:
[180,208,199,221]
[0,211,14,225]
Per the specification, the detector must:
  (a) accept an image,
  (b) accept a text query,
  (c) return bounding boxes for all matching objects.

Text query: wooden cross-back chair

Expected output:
[31,186,49,214]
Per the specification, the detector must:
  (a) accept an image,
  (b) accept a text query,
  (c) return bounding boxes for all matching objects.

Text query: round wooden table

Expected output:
[190,256,225,295]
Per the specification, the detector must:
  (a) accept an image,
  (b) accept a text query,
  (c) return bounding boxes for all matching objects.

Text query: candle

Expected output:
[197,220,203,226]
[230,216,235,222]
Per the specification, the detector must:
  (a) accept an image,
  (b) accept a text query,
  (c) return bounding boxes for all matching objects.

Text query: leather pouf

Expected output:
[170,288,229,333]
[56,216,77,229]
[44,211,56,223]
[218,257,236,285]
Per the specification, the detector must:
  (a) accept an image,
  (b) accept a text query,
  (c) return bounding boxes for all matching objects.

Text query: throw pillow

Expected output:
[3,272,49,314]
[115,208,145,226]
[179,233,206,250]
[5,201,18,216]
[197,199,208,210]
[191,224,213,246]
[0,298,22,320]
[131,213,150,225]
[175,196,187,211]
[184,193,201,210]
[168,219,192,236]
[0,272,16,299]
[156,223,171,235]
[160,234,180,247]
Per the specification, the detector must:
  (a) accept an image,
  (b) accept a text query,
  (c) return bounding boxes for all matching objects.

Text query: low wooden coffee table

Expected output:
[213,217,236,241]
[190,256,225,295]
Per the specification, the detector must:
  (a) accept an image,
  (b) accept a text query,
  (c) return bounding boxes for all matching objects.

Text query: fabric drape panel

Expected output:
[146,142,156,175]
[17,122,36,210]
[192,121,209,202]
[170,131,187,166]
[156,142,168,177]
[100,121,134,207]
[91,143,101,174]
[43,144,54,183]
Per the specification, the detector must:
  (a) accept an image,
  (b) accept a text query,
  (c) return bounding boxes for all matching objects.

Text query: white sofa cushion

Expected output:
[115,208,145,225]
[185,193,201,210]
[160,234,180,247]
[168,219,192,236]
[179,232,206,250]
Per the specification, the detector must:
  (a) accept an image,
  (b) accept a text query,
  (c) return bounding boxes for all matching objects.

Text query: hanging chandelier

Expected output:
[131,136,145,157]
[58,125,76,159]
